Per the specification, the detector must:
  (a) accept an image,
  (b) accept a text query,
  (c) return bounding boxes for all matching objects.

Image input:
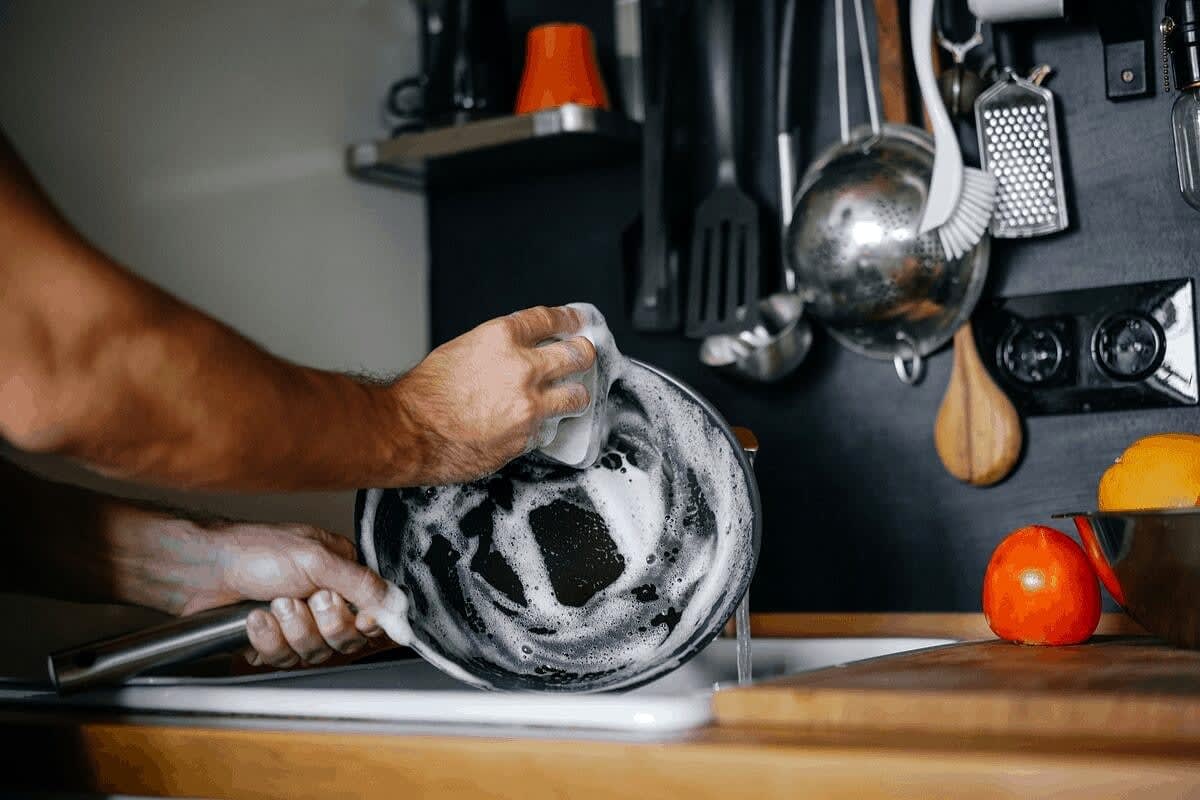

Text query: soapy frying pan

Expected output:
[49,360,759,694]
[357,359,760,692]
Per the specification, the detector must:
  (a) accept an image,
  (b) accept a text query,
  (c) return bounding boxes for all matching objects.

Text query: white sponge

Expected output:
[534,302,626,469]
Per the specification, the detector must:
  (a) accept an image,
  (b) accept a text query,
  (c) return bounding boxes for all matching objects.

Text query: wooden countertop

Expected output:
[4,613,1195,800]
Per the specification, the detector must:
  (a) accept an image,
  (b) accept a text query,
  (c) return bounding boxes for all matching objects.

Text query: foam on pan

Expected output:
[358,361,756,692]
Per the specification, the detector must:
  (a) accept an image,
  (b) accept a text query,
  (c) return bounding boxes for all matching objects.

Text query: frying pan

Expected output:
[49,360,760,693]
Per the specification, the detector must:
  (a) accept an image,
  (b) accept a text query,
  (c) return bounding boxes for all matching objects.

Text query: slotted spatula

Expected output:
[685,0,760,338]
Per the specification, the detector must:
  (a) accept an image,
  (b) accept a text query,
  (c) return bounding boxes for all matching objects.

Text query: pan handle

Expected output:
[48,601,267,694]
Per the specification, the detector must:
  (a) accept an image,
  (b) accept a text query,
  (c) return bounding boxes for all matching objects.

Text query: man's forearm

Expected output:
[0,456,198,612]
[0,132,428,490]
[46,300,424,490]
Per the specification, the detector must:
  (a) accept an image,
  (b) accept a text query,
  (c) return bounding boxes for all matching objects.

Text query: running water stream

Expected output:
[735,592,752,685]
[735,435,758,685]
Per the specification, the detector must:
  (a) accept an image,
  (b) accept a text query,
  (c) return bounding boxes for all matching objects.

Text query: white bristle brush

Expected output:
[911,0,996,261]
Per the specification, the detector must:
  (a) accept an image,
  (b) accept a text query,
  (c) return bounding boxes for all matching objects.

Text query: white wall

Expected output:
[0,0,429,677]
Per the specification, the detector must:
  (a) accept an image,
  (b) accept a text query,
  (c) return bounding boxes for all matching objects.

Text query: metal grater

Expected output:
[974,66,1069,238]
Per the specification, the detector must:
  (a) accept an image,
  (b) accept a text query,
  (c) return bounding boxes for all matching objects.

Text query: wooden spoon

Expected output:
[934,325,1022,485]
[876,0,1022,486]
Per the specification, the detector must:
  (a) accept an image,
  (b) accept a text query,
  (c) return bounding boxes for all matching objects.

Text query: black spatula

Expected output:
[685,0,760,338]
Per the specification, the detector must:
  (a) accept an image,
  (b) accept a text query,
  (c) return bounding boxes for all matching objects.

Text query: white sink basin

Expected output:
[1,637,955,738]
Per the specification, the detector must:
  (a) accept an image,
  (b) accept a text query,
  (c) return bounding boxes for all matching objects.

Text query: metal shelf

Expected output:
[345,104,640,191]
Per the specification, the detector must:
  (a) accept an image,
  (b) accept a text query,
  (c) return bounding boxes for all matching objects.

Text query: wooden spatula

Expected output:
[875,0,1022,486]
[934,325,1023,485]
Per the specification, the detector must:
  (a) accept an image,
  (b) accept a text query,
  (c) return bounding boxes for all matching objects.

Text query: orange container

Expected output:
[515,23,611,114]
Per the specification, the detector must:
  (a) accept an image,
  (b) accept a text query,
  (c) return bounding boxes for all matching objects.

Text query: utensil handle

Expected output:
[912,0,954,145]
[49,601,268,694]
[777,0,798,290]
[777,0,796,139]
[852,0,881,135]
[732,426,759,467]
[835,0,850,143]
[911,0,964,232]
[633,0,678,330]
[875,0,910,125]
[777,0,797,223]
[993,23,1021,73]
[706,0,736,181]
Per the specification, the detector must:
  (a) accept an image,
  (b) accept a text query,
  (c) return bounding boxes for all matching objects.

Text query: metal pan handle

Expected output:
[48,601,267,694]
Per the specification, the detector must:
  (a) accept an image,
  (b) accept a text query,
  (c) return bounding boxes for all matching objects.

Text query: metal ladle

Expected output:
[699,0,812,383]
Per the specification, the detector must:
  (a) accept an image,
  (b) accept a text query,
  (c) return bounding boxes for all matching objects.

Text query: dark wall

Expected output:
[428,1,1199,612]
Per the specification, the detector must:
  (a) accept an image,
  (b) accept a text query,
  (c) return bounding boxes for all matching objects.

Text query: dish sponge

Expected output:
[534,302,626,469]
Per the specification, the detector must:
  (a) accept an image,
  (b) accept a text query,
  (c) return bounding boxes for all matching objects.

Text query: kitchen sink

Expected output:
[0,637,955,739]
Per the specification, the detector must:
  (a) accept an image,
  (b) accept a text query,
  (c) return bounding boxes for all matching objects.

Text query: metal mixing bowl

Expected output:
[1060,510,1200,648]
[787,123,989,382]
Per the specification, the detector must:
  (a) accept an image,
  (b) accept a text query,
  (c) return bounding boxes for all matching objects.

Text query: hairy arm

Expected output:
[0,456,397,666]
[0,131,593,490]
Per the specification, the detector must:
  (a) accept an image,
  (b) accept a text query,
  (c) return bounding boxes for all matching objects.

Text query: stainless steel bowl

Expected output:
[1059,509,1200,648]
[787,123,989,383]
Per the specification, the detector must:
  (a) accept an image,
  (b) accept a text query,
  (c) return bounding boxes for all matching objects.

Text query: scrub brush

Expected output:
[911,0,996,261]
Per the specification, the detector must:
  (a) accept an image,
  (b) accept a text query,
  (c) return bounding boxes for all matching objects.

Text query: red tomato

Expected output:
[983,525,1101,646]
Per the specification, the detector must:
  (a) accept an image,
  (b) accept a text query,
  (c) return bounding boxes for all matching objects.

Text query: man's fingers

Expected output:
[508,305,582,345]
[541,382,591,419]
[295,544,392,620]
[246,608,300,668]
[309,590,368,654]
[271,597,334,665]
[537,337,596,383]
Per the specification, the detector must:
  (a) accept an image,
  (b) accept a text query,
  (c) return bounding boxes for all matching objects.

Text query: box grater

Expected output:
[974,67,1069,238]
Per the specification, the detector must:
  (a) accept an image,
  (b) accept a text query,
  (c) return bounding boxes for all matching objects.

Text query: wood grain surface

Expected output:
[730,611,1145,639]
[714,637,1200,744]
[0,617,1188,800]
[874,0,911,126]
[3,710,1199,799]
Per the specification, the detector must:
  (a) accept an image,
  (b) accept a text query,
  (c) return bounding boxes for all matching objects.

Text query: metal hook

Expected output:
[893,332,924,385]
[935,18,983,65]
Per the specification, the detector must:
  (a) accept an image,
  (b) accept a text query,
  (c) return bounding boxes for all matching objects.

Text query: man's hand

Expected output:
[102,507,398,668]
[179,522,394,668]
[2,132,601,491]
[392,305,596,485]
[1,458,396,669]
